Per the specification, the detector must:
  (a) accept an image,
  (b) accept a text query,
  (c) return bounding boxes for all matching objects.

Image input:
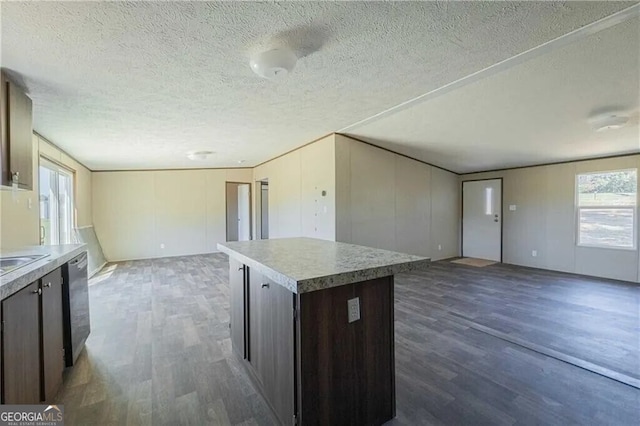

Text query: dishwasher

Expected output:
[62,252,91,367]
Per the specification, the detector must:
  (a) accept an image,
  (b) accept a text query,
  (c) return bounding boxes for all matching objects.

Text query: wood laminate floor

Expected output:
[57,254,640,425]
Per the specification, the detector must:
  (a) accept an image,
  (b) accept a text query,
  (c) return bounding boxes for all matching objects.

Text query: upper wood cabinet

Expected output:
[1,71,33,190]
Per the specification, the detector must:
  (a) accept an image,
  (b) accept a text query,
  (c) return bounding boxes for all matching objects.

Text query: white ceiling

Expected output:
[345,15,640,174]
[1,1,637,171]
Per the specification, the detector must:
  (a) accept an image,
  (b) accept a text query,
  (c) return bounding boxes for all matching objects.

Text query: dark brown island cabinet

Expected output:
[1,251,90,404]
[220,238,429,426]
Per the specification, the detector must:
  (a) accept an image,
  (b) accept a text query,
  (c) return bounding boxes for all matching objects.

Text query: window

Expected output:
[576,169,637,249]
[39,158,74,245]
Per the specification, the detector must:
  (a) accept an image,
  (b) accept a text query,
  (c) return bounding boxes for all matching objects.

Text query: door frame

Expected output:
[225,181,252,242]
[461,177,504,262]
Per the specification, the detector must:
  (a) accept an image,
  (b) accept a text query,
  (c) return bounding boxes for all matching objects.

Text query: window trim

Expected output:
[575,169,638,251]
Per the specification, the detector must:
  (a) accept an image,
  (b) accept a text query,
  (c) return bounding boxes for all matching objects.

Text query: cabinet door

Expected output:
[248,269,265,377]
[229,258,246,358]
[41,268,65,402]
[248,269,295,425]
[6,79,33,189]
[2,281,41,404]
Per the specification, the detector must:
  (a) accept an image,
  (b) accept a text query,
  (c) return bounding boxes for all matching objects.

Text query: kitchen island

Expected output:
[217,238,429,426]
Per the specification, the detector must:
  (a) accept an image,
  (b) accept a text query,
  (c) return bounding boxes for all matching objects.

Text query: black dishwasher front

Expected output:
[62,252,91,367]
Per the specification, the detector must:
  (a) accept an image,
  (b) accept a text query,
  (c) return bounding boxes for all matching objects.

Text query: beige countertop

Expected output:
[217,237,430,294]
[0,244,87,299]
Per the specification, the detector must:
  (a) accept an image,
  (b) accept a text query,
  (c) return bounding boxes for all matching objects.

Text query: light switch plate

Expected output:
[509,205,517,211]
[347,297,360,323]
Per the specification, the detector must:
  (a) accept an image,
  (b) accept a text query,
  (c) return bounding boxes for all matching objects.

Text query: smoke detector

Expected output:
[250,48,297,80]
[187,151,214,161]
[589,113,629,132]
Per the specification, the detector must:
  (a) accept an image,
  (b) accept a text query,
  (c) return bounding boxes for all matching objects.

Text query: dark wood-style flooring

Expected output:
[56,254,640,425]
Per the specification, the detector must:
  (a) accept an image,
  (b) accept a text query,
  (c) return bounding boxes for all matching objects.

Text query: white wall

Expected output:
[0,134,40,249]
[0,134,92,250]
[461,154,640,282]
[253,135,336,241]
[92,168,252,261]
[335,134,460,260]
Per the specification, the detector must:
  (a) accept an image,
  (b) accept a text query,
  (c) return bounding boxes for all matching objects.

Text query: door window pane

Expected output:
[485,187,493,215]
[39,159,74,245]
[39,166,59,245]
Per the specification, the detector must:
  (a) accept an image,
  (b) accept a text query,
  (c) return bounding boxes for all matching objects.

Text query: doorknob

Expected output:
[261,283,270,289]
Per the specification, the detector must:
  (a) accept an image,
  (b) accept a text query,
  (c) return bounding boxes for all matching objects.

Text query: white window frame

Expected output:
[575,168,637,251]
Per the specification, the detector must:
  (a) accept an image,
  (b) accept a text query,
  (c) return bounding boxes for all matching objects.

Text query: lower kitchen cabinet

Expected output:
[1,281,41,404]
[1,267,65,404]
[247,268,296,426]
[229,258,246,358]
[41,268,65,401]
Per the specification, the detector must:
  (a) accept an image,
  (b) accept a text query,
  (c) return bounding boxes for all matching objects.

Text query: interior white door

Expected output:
[237,184,251,241]
[462,179,502,262]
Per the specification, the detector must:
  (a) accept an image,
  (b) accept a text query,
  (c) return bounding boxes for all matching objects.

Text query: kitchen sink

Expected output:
[0,254,49,276]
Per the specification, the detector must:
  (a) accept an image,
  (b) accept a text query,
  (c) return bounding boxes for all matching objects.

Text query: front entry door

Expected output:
[462,179,502,262]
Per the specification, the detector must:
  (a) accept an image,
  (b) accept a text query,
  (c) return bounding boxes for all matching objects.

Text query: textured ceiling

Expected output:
[0,1,637,170]
[346,16,640,174]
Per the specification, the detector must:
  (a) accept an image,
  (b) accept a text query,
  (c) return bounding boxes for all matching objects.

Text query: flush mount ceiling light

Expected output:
[589,112,630,132]
[250,48,297,80]
[187,151,214,161]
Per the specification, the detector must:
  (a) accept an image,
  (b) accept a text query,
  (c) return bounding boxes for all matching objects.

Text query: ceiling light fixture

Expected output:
[589,113,630,132]
[250,48,297,80]
[237,160,246,164]
[187,151,214,161]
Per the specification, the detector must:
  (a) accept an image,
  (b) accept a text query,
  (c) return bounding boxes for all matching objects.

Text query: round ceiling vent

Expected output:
[250,48,297,80]
[589,113,630,132]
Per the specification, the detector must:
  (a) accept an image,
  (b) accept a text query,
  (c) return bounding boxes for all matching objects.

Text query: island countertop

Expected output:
[217,237,429,294]
[0,244,87,300]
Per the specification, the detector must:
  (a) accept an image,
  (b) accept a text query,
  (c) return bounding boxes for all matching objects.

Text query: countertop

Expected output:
[217,238,429,294]
[0,244,87,300]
